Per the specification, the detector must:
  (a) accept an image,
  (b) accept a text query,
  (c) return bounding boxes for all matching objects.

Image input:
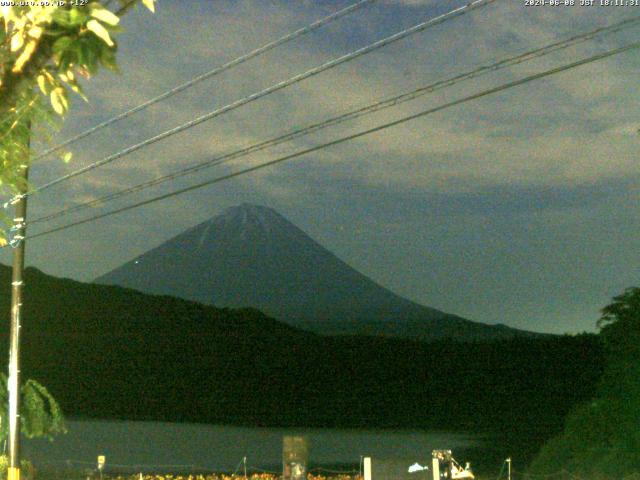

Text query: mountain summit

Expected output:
[96,203,539,341]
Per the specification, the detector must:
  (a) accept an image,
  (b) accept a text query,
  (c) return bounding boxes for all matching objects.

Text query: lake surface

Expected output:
[22,419,478,473]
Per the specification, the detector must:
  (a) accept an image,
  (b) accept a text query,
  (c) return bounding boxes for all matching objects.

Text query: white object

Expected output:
[364,457,372,480]
[409,463,428,473]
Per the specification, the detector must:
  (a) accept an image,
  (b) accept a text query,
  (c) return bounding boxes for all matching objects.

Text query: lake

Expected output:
[21,419,479,473]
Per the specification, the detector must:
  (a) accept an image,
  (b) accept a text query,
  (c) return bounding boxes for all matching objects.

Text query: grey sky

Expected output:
[2,0,638,334]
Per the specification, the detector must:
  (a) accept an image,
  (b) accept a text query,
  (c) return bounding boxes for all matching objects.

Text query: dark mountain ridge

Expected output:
[96,203,541,341]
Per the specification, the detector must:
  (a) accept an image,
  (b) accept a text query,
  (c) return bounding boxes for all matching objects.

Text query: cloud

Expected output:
[40,0,639,204]
[383,0,435,5]
[15,0,637,336]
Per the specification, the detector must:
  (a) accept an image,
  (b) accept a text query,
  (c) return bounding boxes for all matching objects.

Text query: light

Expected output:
[408,463,428,473]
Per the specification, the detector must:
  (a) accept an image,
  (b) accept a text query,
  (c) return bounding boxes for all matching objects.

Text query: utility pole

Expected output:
[7,157,29,480]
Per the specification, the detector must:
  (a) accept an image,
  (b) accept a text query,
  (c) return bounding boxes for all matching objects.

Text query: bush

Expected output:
[0,455,35,480]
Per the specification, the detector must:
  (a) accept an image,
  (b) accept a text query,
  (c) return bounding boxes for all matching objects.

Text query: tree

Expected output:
[0,374,64,480]
[0,373,66,440]
[528,287,640,479]
[0,0,156,241]
[0,0,157,464]
[597,287,640,349]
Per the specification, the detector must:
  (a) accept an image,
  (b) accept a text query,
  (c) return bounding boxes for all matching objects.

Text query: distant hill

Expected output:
[0,264,603,453]
[96,203,541,341]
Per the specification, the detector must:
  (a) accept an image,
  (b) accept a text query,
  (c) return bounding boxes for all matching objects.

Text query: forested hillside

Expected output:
[0,265,605,466]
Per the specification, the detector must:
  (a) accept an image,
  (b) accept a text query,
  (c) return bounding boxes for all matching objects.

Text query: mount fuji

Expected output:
[95,203,540,341]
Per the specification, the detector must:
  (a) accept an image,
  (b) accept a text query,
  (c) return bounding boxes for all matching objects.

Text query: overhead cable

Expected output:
[25,39,640,242]
[14,0,498,203]
[29,15,640,226]
[33,0,378,161]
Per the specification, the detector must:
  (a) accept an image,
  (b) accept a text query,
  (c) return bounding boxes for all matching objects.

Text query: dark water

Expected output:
[22,420,483,473]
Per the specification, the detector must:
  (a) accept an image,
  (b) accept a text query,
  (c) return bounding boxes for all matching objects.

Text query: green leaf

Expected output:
[52,9,72,27]
[27,26,43,39]
[52,36,73,55]
[142,0,155,13]
[90,6,120,26]
[0,374,66,440]
[37,74,48,95]
[99,45,118,72]
[69,7,88,26]
[62,151,72,163]
[68,81,88,102]
[50,88,68,115]
[12,40,37,73]
[10,32,24,52]
[86,19,114,47]
[78,39,98,74]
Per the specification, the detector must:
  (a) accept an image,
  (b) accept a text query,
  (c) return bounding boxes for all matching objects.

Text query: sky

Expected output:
[1,0,638,335]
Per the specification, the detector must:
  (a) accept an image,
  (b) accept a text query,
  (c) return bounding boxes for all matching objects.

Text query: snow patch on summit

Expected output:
[194,204,279,248]
[228,204,277,235]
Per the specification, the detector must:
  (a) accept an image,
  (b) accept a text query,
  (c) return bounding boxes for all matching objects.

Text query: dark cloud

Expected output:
[3,0,638,335]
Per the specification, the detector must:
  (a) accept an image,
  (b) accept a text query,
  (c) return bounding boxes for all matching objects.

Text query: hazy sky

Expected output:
[2,0,638,334]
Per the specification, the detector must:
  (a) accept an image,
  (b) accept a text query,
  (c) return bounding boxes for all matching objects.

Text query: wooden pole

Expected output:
[7,157,29,480]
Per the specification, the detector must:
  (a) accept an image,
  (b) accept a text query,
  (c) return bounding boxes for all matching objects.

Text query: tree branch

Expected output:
[115,0,139,16]
[0,38,53,116]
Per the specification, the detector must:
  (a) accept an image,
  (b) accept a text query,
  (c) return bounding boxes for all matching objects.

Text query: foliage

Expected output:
[0,372,66,440]
[0,265,604,475]
[0,0,155,242]
[597,287,640,349]
[36,473,359,480]
[0,455,34,480]
[529,287,640,478]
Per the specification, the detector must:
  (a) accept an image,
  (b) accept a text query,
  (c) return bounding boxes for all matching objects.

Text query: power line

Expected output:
[28,15,640,226]
[25,40,640,242]
[33,0,377,162]
[14,0,498,203]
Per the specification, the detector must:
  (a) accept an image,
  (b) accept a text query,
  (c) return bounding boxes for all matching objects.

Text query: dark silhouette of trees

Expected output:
[529,287,640,479]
